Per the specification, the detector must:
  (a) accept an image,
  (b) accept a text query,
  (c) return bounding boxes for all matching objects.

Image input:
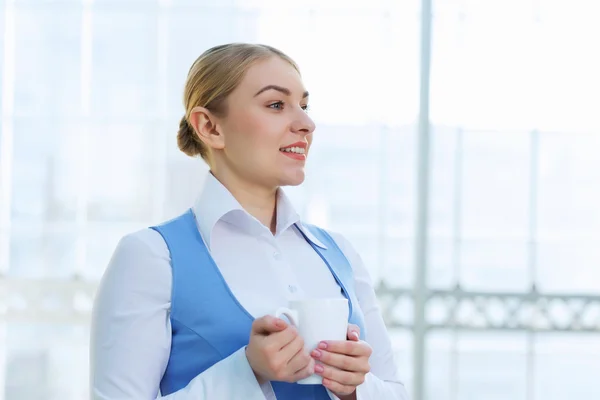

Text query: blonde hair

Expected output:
[177,43,300,163]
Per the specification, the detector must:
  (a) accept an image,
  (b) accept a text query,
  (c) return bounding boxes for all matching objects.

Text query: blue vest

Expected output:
[151,209,366,399]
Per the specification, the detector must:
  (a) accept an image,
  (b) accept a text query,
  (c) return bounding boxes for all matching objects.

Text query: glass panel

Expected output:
[427,331,529,400]
[0,6,5,113]
[431,0,600,295]
[14,0,81,3]
[6,324,89,400]
[431,0,600,133]
[460,131,530,238]
[534,334,600,400]
[428,129,535,291]
[428,127,460,288]
[9,226,77,278]
[11,119,83,222]
[91,9,158,118]
[536,133,600,292]
[13,6,82,117]
[426,331,455,400]
[428,238,456,289]
[389,328,413,399]
[459,131,530,291]
[457,332,528,400]
[94,0,157,3]
[86,122,159,222]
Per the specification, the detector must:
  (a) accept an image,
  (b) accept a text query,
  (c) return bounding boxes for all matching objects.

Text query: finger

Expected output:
[252,315,288,335]
[316,363,365,387]
[311,349,369,373]
[290,352,313,376]
[291,357,315,381]
[277,335,311,382]
[322,377,357,396]
[347,324,360,341]
[280,334,307,368]
[267,326,300,351]
[317,340,372,357]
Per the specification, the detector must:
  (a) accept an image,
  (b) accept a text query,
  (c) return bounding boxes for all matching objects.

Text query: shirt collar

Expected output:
[192,172,327,250]
[294,221,328,250]
[193,172,246,250]
[277,189,328,250]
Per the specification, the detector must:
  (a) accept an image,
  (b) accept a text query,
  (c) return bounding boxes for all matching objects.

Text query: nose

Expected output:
[291,107,316,136]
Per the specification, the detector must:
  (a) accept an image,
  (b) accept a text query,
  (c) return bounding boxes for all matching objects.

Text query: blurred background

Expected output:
[1,0,600,399]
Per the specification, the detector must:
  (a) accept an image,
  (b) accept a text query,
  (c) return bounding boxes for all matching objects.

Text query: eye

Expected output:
[302,104,310,112]
[268,101,284,110]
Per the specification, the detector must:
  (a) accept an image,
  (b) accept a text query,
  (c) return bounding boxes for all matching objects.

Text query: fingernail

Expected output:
[351,331,360,340]
[314,364,324,373]
[318,342,328,349]
[311,349,322,358]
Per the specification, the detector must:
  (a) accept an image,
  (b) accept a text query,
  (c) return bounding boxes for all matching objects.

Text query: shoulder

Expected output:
[112,228,169,261]
[100,228,171,287]
[94,228,173,322]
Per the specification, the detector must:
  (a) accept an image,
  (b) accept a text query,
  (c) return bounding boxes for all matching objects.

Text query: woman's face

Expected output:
[214,56,315,189]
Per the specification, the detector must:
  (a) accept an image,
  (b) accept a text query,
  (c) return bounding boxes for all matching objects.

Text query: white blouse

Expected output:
[90,173,409,400]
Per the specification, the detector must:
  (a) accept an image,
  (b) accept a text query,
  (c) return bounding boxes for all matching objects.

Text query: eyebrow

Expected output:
[254,85,309,99]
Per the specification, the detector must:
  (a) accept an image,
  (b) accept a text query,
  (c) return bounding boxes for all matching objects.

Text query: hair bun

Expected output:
[177,116,204,157]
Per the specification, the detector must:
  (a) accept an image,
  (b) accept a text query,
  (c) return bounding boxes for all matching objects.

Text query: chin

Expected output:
[279,170,306,187]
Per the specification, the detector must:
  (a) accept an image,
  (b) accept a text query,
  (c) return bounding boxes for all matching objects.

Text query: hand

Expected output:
[310,324,372,397]
[246,315,315,384]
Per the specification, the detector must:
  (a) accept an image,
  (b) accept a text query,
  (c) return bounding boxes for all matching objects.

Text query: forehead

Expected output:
[239,56,306,95]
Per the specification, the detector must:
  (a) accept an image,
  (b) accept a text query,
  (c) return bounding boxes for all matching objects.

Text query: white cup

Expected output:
[275,298,349,385]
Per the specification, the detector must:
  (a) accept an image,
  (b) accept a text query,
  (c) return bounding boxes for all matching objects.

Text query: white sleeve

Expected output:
[328,232,411,400]
[90,229,266,400]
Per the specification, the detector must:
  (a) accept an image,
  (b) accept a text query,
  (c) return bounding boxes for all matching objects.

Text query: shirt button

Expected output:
[273,252,281,260]
[288,285,297,293]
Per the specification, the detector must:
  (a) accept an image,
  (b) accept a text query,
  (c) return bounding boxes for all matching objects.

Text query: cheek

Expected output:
[227,113,280,160]
[226,111,261,147]
[245,114,285,152]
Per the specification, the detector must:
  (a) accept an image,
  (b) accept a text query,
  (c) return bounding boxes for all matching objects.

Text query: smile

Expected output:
[279,147,306,154]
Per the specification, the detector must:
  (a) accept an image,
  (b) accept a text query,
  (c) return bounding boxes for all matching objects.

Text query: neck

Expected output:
[210,169,278,234]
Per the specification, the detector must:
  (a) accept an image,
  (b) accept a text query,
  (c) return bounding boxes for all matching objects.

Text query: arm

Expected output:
[90,230,266,400]
[329,232,410,400]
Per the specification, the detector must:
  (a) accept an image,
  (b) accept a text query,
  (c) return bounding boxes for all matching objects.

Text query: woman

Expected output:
[90,43,409,400]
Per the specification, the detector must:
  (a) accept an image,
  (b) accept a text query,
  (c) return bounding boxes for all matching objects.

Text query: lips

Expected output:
[279,141,308,161]
[280,141,308,152]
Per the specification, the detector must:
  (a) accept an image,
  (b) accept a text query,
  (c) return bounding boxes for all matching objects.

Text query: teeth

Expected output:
[280,146,306,154]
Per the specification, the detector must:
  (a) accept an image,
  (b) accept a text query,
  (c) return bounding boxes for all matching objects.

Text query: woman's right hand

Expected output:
[245,315,314,384]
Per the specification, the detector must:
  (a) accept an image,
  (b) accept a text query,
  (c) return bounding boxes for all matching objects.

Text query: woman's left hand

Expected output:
[310,324,372,398]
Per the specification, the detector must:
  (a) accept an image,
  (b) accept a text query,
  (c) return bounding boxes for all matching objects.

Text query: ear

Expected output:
[188,106,225,151]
